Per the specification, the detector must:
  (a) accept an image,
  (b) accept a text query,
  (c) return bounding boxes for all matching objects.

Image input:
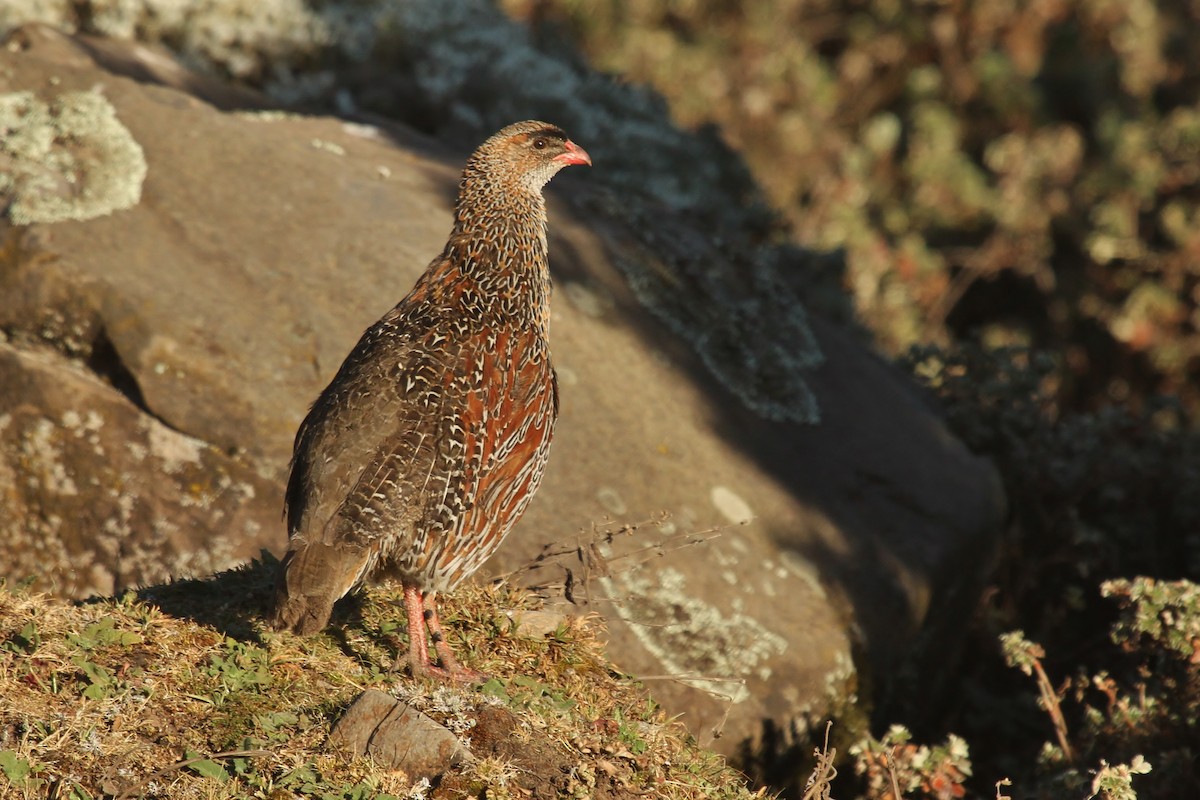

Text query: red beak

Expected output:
[553,139,592,167]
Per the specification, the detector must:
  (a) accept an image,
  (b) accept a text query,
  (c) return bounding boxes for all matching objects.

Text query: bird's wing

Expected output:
[284,305,449,552]
[273,305,452,632]
[284,293,557,593]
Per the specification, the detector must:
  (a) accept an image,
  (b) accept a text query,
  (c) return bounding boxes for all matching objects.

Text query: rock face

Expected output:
[0,25,1005,763]
[0,340,280,598]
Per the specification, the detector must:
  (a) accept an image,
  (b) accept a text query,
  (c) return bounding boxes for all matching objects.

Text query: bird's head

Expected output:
[464,120,592,197]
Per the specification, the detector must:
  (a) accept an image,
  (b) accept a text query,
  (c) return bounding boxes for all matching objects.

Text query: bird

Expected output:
[271,120,591,680]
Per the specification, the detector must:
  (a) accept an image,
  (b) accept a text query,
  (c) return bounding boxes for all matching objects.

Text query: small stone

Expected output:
[328,689,472,780]
[503,608,569,637]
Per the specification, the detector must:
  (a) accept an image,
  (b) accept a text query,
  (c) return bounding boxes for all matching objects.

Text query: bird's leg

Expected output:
[403,584,447,679]
[401,585,483,681]
[424,592,486,683]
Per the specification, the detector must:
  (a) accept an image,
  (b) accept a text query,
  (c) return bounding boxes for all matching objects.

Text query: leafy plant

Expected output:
[182,750,230,784]
[1102,578,1200,660]
[850,725,972,800]
[613,708,649,756]
[66,617,142,651]
[847,344,1200,799]
[204,638,272,705]
[0,750,33,785]
[2,621,39,655]
[71,655,118,701]
[480,674,577,714]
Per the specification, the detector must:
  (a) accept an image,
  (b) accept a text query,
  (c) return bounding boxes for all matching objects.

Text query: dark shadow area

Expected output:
[125,551,281,644]
[125,553,415,676]
[736,717,821,799]
[85,326,149,412]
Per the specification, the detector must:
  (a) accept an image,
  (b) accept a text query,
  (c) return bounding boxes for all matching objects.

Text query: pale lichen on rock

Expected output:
[144,416,205,475]
[710,485,754,526]
[0,89,147,224]
[19,417,78,496]
[603,564,787,703]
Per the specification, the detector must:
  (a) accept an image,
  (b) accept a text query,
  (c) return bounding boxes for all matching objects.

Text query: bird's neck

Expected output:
[439,181,553,331]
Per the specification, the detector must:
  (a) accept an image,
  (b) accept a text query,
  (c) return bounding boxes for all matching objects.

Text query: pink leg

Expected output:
[402,585,484,681]
[425,594,485,683]
[403,584,444,679]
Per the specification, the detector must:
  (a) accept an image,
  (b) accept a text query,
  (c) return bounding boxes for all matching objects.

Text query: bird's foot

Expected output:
[410,656,487,684]
[398,638,485,682]
[401,586,487,682]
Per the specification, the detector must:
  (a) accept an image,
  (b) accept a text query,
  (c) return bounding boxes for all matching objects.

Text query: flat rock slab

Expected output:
[329,689,471,779]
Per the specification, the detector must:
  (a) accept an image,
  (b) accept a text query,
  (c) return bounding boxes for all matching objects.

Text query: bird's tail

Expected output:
[270,540,370,635]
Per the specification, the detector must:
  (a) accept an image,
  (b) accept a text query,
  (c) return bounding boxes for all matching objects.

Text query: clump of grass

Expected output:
[0,561,765,799]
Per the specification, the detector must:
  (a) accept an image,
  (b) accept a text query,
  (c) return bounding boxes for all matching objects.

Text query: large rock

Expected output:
[0,25,1005,762]
[0,339,281,597]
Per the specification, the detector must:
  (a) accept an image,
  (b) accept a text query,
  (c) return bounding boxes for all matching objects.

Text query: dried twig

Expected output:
[885,748,905,800]
[802,720,837,800]
[1029,657,1075,763]
[496,514,725,606]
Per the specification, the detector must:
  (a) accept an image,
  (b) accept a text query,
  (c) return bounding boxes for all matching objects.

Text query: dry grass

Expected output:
[0,557,768,799]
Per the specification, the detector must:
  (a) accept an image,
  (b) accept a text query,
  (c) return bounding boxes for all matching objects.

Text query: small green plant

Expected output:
[182,750,230,784]
[614,709,649,755]
[63,785,94,800]
[204,638,272,705]
[2,621,39,655]
[66,617,142,651]
[274,764,401,800]
[480,675,577,714]
[0,750,33,785]
[999,631,1074,763]
[71,655,119,701]
[990,581,1200,799]
[252,710,299,742]
[1102,578,1200,660]
[272,762,319,793]
[1090,756,1152,800]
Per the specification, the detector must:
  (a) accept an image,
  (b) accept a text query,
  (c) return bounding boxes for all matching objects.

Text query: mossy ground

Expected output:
[0,559,766,799]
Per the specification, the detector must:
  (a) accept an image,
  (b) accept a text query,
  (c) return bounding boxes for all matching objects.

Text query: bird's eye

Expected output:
[532,137,547,150]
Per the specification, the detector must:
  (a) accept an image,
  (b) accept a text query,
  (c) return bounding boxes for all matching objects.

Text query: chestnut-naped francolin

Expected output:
[271,121,590,680]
